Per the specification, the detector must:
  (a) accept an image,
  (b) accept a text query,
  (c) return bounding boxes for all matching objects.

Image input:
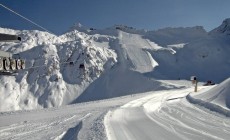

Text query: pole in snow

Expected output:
[191,76,198,92]
[194,79,198,92]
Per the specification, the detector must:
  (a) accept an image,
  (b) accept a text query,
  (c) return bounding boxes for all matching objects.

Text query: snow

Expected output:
[105,83,230,140]
[187,78,230,116]
[0,27,117,111]
[0,91,161,140]
[0,18,230,139]
[2,80,230,139]
[119,31,160,73]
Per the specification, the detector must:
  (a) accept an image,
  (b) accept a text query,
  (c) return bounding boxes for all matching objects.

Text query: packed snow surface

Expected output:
[1,80,230,139]
[105,82,230,140]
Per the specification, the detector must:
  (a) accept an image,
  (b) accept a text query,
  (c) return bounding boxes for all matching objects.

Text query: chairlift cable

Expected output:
[0,3,55,35]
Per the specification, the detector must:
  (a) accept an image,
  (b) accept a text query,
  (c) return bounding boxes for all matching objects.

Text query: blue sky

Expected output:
[0,0,230,35]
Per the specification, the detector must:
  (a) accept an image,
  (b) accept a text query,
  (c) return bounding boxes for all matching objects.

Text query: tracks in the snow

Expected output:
[105,88,230,140]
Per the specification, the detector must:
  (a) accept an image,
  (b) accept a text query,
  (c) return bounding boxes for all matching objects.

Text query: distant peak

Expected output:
[74,22,83,28]
[223,18,230,24]
[69,22,88,32]
[210,18,230,35]
[155,26,206,32]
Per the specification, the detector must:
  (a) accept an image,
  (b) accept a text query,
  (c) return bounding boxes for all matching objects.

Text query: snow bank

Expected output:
[187,77,230,116]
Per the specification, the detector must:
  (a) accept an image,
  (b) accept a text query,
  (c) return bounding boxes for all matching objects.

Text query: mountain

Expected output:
[210,18,230,35]
[144,26,208,47]
[0,19,230,112]
[0,27,117,111]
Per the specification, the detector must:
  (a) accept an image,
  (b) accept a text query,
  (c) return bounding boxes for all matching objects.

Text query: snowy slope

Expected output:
[145,30,230,82]
[0,92,152,140]
[104,76,230,140]
[147,36,230,82]
[1,18,230,112]
[144,26,207,47]
[75,31,169,102]
[1,78,230,140]
[105,84,230,140]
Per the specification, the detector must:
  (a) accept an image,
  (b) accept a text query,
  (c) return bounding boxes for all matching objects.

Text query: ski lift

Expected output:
[79,63,85,69]
[203,80,215,86]
[190,76,197,84]
[0,33,21,42]
[69,61,74,66]
[0,33,26,75]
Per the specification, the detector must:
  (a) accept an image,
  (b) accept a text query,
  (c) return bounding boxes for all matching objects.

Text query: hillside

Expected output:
[0,19,230,112]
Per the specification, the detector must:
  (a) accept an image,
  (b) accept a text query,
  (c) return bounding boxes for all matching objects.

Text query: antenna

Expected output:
[0,3,55,35]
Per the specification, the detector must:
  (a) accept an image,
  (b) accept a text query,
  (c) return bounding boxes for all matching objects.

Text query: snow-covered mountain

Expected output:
[210,18,230,35]
[0,28,117,111]
[0,19,230,112]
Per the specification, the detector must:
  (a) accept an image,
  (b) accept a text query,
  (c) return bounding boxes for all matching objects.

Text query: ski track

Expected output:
[0,93,150,140]
[0,114,87,140]
[105,87,230,140]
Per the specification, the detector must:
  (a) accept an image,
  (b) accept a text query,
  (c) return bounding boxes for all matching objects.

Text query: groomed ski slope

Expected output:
[105,86,230,140]
[0,93,149,140]
[1,83,230,140]
[119,31,160,73]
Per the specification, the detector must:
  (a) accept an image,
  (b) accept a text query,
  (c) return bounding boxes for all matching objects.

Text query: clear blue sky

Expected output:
[0,0,230,35]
